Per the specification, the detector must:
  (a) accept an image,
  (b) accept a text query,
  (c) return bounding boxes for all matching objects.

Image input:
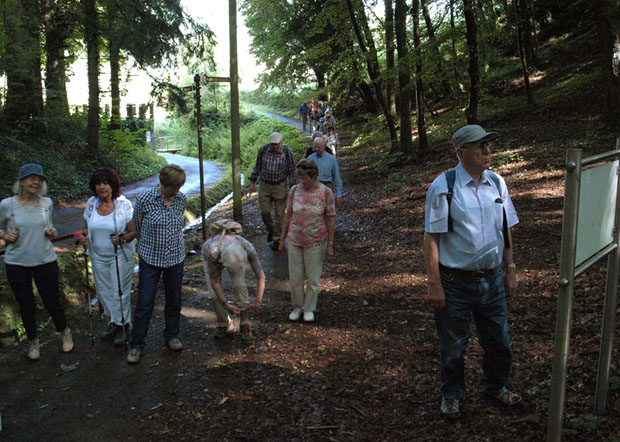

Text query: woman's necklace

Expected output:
[17,195,40,211]
[98,199,113,213]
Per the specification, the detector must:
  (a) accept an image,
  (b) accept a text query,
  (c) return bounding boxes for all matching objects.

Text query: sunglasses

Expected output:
[296,164,316,171]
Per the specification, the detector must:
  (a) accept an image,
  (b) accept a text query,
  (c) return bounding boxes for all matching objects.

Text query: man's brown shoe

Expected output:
[240,324,253,342]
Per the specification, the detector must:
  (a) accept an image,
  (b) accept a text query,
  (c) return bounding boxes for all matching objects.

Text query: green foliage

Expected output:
[159,108,306,167]
[0,114,165,202]
[98,125,166,184]
[241,89,313,115]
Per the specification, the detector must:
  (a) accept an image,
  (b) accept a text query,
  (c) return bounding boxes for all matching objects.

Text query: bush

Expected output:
[0,115,166,202]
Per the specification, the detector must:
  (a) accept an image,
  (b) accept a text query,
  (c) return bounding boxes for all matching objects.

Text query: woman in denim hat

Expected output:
[0,163,73,360]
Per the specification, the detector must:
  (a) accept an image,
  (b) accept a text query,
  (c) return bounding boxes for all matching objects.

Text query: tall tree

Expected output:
[420,0,452,98]
[2,0,44,124]
[518,0,537,68]
[42,0,76,119]
[384,0,396,114]
[241,0,339,90]
[394,0,412,154]
[514,0,533,105]
[412,0,428,150]
[107,0,214,127]
[107,0,121,129]
[449,0,461,89]
[84,0,100,150]
[463,0,480,124]
[346,0,398,151]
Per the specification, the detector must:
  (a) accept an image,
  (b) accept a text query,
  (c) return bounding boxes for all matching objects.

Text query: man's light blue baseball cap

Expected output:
[452,125,498,149]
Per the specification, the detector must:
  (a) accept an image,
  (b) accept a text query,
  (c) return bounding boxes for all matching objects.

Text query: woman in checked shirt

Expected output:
[127,164,187,364]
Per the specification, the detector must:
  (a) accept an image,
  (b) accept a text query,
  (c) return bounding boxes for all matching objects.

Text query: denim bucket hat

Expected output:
[17,163,46,180]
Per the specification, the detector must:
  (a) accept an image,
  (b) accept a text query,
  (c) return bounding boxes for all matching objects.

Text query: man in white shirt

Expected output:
[423,125,521,419]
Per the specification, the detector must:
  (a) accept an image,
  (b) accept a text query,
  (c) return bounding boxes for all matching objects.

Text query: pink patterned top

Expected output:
[286,183,336,248]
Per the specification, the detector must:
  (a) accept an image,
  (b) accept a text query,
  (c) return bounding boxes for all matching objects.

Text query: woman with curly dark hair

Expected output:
[79,167,136,345]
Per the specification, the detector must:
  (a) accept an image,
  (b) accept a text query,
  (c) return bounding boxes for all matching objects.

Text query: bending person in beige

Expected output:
[202,219,265,341]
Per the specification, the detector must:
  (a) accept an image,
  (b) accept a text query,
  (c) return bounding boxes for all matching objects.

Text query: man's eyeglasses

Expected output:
[463,140,492,151]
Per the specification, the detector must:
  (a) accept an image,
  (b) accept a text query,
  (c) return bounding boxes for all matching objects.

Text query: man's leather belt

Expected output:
[439,264,499,280]
[320,180,333,185]
[261,178,285,185]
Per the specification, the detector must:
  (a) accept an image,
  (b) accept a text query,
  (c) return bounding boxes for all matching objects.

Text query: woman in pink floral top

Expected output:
[279,158,336,322]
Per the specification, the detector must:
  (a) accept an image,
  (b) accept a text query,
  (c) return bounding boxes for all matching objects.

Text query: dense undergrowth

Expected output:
[0,114,165,201]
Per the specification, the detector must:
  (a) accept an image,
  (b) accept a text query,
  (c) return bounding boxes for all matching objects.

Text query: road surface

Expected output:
[52,153,224,237]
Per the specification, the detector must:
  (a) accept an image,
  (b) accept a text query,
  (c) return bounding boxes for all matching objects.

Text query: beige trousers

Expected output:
[288,242,326,313]
[207,268,250,328]
[258,182,288,239]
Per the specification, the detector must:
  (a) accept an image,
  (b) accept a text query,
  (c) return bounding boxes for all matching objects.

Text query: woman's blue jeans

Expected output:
[130,257,184,350]
[433,265,512,399]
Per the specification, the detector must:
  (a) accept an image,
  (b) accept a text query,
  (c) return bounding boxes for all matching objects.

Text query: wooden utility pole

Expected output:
[229,0,242,221]
[194,74,207,241]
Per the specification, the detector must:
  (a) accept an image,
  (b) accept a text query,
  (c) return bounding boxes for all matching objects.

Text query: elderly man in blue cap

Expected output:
[423,124,521,419]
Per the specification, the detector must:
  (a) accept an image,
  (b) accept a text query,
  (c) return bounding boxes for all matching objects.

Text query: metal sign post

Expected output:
[180,2,242,230]
[547,141,620,442]
[194,74,207,241]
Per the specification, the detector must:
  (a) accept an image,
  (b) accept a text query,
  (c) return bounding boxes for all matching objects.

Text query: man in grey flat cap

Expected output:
[423,124,521,419]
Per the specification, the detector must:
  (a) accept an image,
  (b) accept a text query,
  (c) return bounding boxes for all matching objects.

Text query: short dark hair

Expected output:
[89,167,121,199]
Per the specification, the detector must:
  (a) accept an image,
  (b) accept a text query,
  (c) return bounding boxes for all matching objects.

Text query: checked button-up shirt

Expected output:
[250,143,297,185]
[133,187,187,268]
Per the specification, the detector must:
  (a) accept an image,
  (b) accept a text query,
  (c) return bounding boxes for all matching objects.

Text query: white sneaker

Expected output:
[288,308,302,321]
[61,329,73,353]
[127,348,141,364]
[303,311,315,322]
[28,338,40,361]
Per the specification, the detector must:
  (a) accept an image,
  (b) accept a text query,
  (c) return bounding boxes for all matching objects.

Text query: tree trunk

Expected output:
[42,0,70,119]
[594,0,620,128]
[449,0,461,90]
[346,0,399,152]
[514,0,534,105]
[84,0,100,150]
[519,0,537,68]
[108,0,121,129]
[384,0,396,114]
[2,0,44,124]
[394,0,412,154]
[357,82,379,114]
[412,0,428,150]
[463,0,479,124]
[314,68,326,91]
[421,0,452,98]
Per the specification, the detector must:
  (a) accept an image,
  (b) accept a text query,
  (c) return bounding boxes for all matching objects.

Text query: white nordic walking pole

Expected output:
[111,234,127,348]
[78,242,95,345]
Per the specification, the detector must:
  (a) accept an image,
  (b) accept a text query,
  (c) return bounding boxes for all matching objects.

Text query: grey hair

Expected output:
[13,180,48,196]
[313,136,327,146]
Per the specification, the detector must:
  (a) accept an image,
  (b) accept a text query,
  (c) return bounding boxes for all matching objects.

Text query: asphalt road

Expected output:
[51,153,224,238]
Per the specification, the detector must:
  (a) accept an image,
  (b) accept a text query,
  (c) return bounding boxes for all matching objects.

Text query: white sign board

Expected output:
[575,160,618,266]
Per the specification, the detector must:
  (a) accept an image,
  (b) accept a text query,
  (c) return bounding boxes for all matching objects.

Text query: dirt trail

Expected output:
[2,116,620,440]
